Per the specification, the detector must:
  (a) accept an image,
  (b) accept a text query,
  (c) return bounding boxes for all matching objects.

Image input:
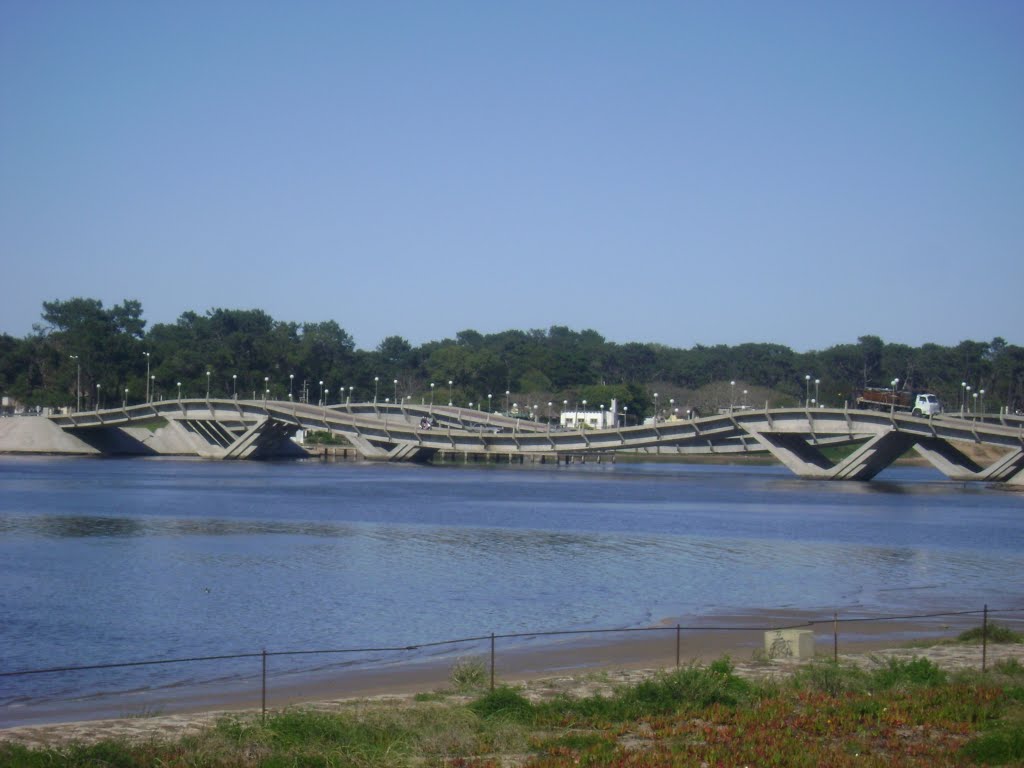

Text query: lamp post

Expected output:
[654,392,659,423]
[70,355,81,412]
[374,376,379,404]
[176,381,181,400]
[622,405,628,426]
[319,380,324,406]
[264,376,269,400]
[206,370,211,399]
[743,389,748,409]
[669,397,675,419]
[430,383,435,412]
[980,389,986,415]
[563,399,569,427]
[973,391,978,414]
[289,374,294,401]
[961,381,967,414]
[581,400,587,426]
[150,375,155,402]
[232,374,237,400]
[487,393,492,413]
[123,388,128,408]
[966,385,972,413]
[805,375,811,408]
[815,378,820,407]
[394,379,398,405]
[730,380,735,410]
[505,390,510,413]
[143,352,151,403]
[890,378,899,414]
[348,386,353,404]
[324,388,330,406]
[448,380,453,407]
[96,383,101,410]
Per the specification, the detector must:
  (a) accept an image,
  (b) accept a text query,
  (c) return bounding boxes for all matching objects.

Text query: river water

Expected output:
[0,455,1022,722]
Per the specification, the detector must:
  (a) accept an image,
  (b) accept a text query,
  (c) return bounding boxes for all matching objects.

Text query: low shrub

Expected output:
[449,656,488,692]
[469,686,535,722]
[958,623,1023,644]
[871,656,947,689]
[961,725,1024,765]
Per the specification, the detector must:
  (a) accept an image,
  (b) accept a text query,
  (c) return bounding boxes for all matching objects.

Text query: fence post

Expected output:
[490,633,495,691]
[833,612,838,664]
[261,649,267,724]
[675,624,681,668]
[982,604,988,673]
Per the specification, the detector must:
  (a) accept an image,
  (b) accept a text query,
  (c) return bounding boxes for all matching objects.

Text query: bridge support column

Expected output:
[827,431,917,480]
[746,432,833,478]
[911,437,984,481]
[746,429,917,480]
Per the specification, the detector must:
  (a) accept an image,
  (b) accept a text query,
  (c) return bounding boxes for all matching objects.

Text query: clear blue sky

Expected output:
[2,1,1021,351]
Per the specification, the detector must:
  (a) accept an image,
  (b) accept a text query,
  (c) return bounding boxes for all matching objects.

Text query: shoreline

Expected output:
[0,609,982,733]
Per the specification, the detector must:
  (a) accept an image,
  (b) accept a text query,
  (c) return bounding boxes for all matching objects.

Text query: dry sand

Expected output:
[3,612,1020,750]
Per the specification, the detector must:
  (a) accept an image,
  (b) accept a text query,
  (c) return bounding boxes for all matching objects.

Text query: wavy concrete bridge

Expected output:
[45,399,1024,484]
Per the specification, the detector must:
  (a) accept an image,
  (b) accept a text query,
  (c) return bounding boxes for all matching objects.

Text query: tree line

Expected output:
[1,298,1021,418]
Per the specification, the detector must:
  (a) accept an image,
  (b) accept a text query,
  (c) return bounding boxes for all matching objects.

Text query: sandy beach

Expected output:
[3,610,1015,749]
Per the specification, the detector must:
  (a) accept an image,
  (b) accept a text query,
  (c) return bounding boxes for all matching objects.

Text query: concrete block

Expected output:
[764,629,815,659]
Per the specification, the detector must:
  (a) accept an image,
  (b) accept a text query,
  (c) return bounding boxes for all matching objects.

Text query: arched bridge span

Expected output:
[47,400,1024,485]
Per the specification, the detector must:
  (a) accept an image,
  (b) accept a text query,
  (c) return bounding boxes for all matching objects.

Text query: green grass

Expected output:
[4,655,1024,767]
[959,623,1024,644]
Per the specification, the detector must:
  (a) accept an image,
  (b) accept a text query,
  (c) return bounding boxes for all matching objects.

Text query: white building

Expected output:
[560,399,620,429]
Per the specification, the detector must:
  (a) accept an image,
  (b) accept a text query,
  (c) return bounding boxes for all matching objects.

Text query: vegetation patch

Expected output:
[3,655,1023,767]
[959,623,1024,645]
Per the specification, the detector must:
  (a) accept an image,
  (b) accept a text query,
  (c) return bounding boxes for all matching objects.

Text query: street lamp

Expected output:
[980,389,986,414]
[966,385,972,413]
[890,378,899,414]
[487,393,492,412]
[805,375,811,408]
[232,374,237,400]
[206,370,211,399]
[394,379,398,405]
[815,379,820,407]
[742,389,748,408]
[961,381,967,414]
[319,380,324,405]
[622,405,628,425]
[150,375,155,402]
[264,376,270,400]
[96,383,101,409]
[669,397,675,419]
[430,383,435,411]
[654,392,659,423]
[143,352,151,403]
[374,376,379,404]
[730,380,735,409]
[505,390,510,413]
[176,381,181,400]
[973,391,978,414]
[562,399,569,427]
[69,355,81,412]
[324,388,330,406]
[123,388,129,408]
[448,380,453,406]
[348,386,353,404]
[289,374,294,401]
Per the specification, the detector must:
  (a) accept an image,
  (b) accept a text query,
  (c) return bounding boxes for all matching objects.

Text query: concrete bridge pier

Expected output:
[746,429,918,481]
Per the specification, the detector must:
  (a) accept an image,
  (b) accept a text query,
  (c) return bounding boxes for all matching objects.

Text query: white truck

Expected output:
[854,388,942,416]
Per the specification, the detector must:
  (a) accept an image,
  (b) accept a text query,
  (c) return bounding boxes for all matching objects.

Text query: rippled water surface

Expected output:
[1,456,1021,719]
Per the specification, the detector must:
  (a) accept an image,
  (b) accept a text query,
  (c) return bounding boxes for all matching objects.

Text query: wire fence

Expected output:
[2,604,1021,724]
